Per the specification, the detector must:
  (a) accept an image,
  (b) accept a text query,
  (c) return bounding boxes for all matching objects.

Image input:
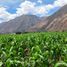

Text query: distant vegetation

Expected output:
[0,32,67,67]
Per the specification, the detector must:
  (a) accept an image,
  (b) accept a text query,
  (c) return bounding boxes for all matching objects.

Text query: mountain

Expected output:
[27,18,48,32]
[0,5,67,33]
[0,15,40,33]
[29,4,67,32]
[41,4,67,31]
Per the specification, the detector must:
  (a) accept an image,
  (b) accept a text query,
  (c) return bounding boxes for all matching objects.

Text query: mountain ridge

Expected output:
[29,4,67,32]
[0,5,67,33]
[0,15,41,33]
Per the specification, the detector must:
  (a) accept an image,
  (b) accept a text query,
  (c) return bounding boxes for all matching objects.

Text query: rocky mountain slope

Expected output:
[0,5,67,33]
[0,15,40,33]
[29,4,67,32]
[41,4,67,31]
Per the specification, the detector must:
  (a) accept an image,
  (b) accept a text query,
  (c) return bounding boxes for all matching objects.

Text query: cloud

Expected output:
[35,6,46,14]
[15,0,67,17]
[16,1,47,16]
[0,0,67,23]
[0,7,16,23]
[37,0,43,3]
[0,7,10,22]
[16,1,54,17]
[16,1,36,16]
[54,0,67,7]
[0,0,23,11]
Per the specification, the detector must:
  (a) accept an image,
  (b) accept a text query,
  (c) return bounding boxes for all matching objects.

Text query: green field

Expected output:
[0,32,67,67]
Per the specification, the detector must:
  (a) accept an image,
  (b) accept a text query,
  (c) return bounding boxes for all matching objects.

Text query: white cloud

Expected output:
[45,4,54,10]
[16,1,36,16]
[16,1,54,17]
[0,7,10,22]
[37,0,43,3]
[16,0,67,17]
[0,7,16,23]
[54,0,67,7]
[33,6,47,17]
[0,0,67,23]
[16,1,52,16]
[16,1,47,16]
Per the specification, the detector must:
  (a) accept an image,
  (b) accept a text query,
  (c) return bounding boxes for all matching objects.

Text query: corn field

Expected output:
[0,32,67,67]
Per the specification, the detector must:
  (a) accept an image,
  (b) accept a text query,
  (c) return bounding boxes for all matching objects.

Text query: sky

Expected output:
[0,0,67,23]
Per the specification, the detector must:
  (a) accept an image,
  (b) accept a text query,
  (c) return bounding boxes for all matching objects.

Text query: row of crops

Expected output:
[0,32,67,67]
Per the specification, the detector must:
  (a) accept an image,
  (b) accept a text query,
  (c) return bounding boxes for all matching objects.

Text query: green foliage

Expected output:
[0,32,67,67]
[55,61,67,67]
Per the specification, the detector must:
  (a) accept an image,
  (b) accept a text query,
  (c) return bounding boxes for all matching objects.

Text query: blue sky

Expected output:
[0,0,67,23]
